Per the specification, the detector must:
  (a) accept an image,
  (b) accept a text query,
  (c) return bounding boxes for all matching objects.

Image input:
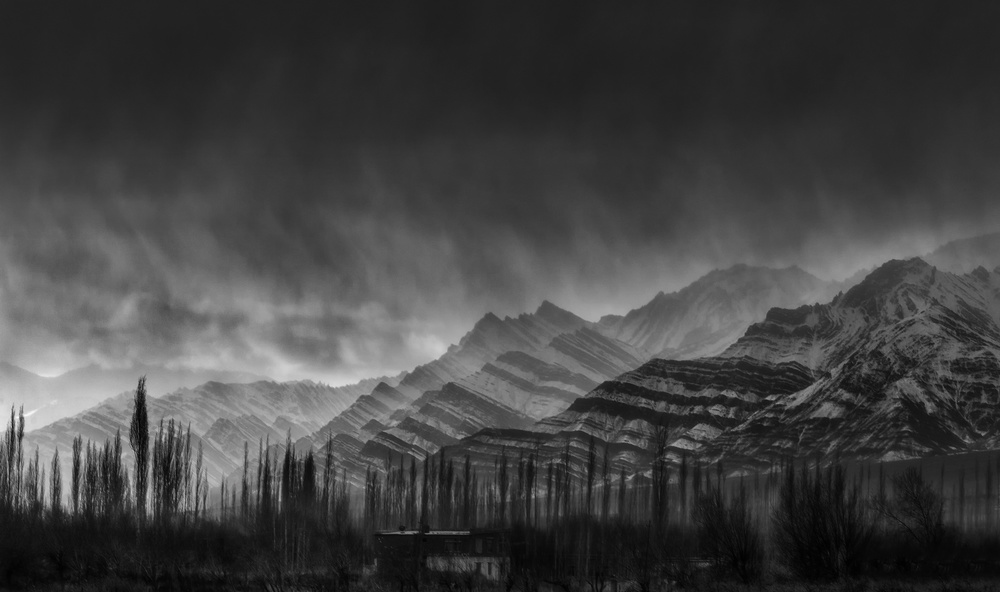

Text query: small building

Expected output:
[374,527,509,581]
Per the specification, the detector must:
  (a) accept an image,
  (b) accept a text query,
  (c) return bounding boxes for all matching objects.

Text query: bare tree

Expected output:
[772,463,874,580]
[242,441,251,521]
[586,435,597,517]
[873,467,945,557]
[678,453,689,525]
[193,440,204,522]
[650,421,670,538]
[49,448,62,518]
[497,450,509,527]
[462,455,471,528]
[71,435,82,516]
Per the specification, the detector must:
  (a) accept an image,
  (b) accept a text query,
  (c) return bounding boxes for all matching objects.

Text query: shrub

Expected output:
[694,483,764,583]
[872,468,946,559]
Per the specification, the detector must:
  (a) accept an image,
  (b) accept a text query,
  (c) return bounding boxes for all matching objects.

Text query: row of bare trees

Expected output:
[1,375,998,587]
[359,433,735,536]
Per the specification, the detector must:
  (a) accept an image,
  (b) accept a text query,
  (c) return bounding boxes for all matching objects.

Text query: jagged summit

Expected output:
[467,311,504,330]
[456,302,588,356]
[840,258,934,311]
[710,263,1000,462]
[724,259,1000,371]
[371,381,400,395]
[697,262,815,282]
[303,297,594,475]
[534,299,585,327]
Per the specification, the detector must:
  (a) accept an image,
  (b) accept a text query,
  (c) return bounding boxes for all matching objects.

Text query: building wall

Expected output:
[374,530,509,581]
[426,555,508,582]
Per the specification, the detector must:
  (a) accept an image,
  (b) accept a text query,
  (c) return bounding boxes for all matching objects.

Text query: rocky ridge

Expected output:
[442,259,1000,475]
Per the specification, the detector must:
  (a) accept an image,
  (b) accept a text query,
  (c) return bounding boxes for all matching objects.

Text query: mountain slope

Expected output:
[356,328,647,466]
[443,356,815,476]
[711,259,1000,463]
[598,264,834,360]
[303,301,591,470]
[203,415,283,468]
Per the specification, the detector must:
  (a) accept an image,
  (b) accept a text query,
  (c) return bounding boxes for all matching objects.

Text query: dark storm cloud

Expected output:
[1,1,999,381]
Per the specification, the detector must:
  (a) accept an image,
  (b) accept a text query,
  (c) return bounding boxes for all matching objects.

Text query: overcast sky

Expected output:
[1,1,999,384]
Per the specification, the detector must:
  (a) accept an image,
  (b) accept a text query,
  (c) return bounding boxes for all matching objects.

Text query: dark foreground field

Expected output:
[17,573,1000,592]
[9,407,1000,591]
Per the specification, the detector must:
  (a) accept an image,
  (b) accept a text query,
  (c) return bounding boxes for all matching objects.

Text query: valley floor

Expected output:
[19,574,1000,592]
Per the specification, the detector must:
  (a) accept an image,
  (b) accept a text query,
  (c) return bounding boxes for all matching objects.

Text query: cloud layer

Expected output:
[1,1,999,382]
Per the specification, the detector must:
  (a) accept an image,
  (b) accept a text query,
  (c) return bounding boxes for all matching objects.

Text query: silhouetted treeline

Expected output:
[0,383,365,589]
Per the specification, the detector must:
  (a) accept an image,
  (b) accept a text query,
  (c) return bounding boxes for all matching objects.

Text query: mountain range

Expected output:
[18,232,1000,487]
[24,263,834,483]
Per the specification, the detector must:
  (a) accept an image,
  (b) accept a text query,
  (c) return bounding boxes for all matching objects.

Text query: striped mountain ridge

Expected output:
[352,328,647,470]
[710,258,1000,464]
[202,415,284,467]
[441,258,1000,476]
[312,300,590,447]
[440,355,815,477]
[301,301,593,476]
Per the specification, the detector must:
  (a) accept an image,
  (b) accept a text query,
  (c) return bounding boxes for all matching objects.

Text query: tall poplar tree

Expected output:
[129,376,150,522]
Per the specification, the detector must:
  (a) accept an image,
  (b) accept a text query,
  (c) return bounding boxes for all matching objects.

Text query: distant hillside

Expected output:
[597,264,834,360]
[0,362,268,430]
[925,231,1000,274]
[24,377,383,482]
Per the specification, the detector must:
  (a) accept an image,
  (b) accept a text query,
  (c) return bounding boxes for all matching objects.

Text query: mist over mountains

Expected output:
[15,232,999,489]
[597,264,834,359]
[5,1,1000,395]
[924,231,1000,274]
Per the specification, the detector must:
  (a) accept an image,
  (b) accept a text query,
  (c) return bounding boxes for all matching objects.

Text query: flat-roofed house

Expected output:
[374,528,509,582]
